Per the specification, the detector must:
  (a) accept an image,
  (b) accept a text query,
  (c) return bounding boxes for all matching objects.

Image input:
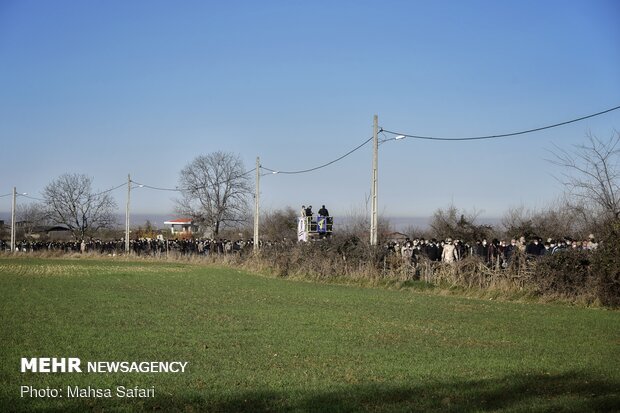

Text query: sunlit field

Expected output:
[1,257,618,412]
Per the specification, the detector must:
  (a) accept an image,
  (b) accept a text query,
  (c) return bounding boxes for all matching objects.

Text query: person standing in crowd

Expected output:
[454,239,465,261]
[526,237,545,256]
[442,238,457,263]
[481,239,490,264]
[425,239,440,262]
[473,240,483,257]
[490,239,502,267]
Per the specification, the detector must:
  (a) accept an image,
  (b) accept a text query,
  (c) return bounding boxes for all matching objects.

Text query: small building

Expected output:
[46,226,73,241]
[387,232,409,244]
[164,218,197,235]
[16,220,33,228]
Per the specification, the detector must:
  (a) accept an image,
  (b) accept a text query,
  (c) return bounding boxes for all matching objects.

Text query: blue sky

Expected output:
[1,0,619,223]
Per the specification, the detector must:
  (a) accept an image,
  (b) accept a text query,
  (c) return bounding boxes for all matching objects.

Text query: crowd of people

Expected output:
[0,222,598,269]
[386,235,599,268]
[0,238,265,256]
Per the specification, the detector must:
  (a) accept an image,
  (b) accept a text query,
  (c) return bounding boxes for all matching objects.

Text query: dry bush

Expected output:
[532,250,596,302]
[424,257,512,290]
[242,237,385,281]
[4,233,618,307]
[430,204,493,243]
[590,219,620,307]
[502,202,589,240]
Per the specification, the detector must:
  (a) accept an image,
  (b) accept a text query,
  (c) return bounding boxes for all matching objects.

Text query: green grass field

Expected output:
[0,257,618,412]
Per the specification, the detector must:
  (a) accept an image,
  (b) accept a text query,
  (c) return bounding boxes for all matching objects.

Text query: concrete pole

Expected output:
[370,115,379,246]
[10,187,16,252]
[254,157,260,252]
[125,174,130,254]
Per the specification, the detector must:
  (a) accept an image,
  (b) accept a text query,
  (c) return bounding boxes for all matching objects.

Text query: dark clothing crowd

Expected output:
[386,236,599,268]
[0,238,264,256]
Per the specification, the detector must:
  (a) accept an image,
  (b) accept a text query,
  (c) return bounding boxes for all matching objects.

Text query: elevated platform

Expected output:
[297,216,333,242]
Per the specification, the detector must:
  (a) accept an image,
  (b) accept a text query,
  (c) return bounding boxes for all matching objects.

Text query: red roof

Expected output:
[164,218,193,224]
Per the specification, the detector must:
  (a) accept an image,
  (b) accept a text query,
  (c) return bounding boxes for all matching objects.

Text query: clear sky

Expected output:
[1,0,619,223]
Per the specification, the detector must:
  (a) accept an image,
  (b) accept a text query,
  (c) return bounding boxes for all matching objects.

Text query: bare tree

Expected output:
[42,173,117,240]
[16,202,48,235]
[176,152,252,236]
[501,200,588,240]
[260,207,297,241]
[549,131,620,221]
[340,200,392,241]
[430,203,492,242]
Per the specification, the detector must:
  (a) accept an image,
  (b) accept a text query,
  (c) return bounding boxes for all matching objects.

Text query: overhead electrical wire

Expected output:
[21,194,45,202]
[2,105,618,195]
[260,105,620,175]
[94,182,128,195]
[131,181,181,192]
[0,186,124,204]
[239,168,258,177]
[380,104,620,142]
[0,183,128,203]
[0,192,41,200]
[132,168,256,192]
[260,136,373,175]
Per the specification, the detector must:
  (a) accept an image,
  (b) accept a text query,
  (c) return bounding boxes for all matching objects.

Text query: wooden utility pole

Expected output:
[10,187,16,252]
[254,157,260,252]
[125,174,131,254]
[370,115,379,246]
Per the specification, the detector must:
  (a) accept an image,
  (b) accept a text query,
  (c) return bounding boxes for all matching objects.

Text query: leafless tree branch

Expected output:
[42,173,117,240]
[176,151,252,236]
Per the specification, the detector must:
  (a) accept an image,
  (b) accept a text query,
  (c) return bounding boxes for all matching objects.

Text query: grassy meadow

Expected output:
[0,256,618,412]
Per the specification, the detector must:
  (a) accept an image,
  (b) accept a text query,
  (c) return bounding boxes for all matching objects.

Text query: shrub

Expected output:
[590,219,620,308]
[533,250,594,301]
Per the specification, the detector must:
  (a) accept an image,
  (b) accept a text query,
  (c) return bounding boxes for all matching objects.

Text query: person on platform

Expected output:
[318,205,329,217]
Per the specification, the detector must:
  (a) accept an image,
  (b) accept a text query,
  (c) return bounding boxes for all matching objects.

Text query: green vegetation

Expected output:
[1,257,618,412]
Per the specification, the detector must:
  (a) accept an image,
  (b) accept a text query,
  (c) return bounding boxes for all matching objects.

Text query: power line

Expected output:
[0,193,44,201]
[3,105,618,197]
[1,182,128,202]
[258,104,619,176]
[239,168,257,177]
[380,104,620,142]
[131,181,181,192]
[261,136,373,175]
[94,182,127,195]
[20,194,44,202]
[132,168,256,192]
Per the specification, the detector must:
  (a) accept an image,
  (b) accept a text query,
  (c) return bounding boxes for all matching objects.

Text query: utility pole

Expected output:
[370,115,379,246]
[125,174,131,254]
[10,187,16,253]
[254,157,260,252]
